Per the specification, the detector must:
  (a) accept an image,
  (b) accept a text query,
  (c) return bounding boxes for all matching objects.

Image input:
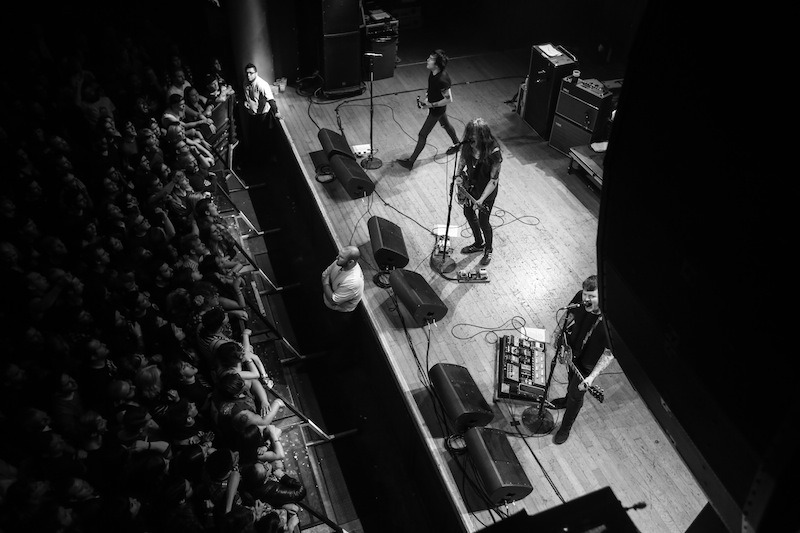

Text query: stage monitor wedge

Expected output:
[318,128,355,160]
[429,363,493,433]
[389,269,448,326]
[329,154,374,199]
[368,216,409,270]
[464,426,533,505]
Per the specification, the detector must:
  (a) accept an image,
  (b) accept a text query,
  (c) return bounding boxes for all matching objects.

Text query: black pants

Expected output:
[560,366,589,432]
[239,108,276,166]
[463,187,497,252]
[408,110,459,163]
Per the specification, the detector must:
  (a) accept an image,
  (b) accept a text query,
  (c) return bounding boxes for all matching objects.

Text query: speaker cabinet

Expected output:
[549,114,594,155]
[556,83,611,132]
[365,37,397,80]
[318,128,354,160]
[365,20,399,80]
[368,216,409,269]
[465,426,533,505]
[329,154,375,199]
[521,44,578,140]
[323,31,362,95]
[429,363,493,433]
[549,78,613,155]
[322,0,361,35]
[388,269,448,326]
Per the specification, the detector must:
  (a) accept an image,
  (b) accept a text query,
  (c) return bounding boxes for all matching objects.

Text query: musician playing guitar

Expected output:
[550,274,615,444]
[454,118,501,266]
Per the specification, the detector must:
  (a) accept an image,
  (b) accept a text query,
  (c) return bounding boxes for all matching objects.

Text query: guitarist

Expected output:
[550,275,615,444]
[455,118,501,266]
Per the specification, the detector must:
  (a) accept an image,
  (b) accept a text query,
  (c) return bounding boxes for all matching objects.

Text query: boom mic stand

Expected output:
[361,53,382,170]
[522,311,570,434]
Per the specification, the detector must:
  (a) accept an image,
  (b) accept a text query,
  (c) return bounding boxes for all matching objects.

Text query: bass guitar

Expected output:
[456,171,489,213]
[557,334,605,403]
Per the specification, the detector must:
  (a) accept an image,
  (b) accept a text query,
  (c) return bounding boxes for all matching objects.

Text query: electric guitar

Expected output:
[456,171,489,213]
[557,335,605,403]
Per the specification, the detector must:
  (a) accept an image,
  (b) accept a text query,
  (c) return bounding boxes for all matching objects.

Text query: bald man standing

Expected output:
[321,246,364,312]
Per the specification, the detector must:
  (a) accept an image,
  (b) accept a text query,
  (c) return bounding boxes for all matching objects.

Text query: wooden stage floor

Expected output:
[273,49,707,532]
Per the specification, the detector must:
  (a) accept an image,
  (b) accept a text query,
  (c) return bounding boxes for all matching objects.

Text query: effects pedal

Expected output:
[457,268,490,283]
[434,236,453,256]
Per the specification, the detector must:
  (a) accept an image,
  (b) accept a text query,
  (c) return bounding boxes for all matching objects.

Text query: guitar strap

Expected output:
[577,314,603,359]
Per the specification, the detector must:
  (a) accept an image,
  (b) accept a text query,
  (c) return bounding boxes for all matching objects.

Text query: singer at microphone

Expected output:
[549,274,615,446]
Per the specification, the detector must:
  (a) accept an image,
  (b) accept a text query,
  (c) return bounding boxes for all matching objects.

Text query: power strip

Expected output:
[351,144,372,158]
[457,268,489,283]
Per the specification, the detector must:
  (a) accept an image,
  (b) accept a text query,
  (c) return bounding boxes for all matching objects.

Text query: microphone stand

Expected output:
[429,155,458,274]
[522,311,570,434]
[361,55,382,170]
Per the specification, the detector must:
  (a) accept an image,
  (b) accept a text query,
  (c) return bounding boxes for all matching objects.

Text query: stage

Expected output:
[266,48,707,532]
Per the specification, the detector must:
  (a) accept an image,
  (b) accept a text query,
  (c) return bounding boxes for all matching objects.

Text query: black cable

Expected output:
[512,419,567,504]
[624,502,647,511]
[450,315,529,344]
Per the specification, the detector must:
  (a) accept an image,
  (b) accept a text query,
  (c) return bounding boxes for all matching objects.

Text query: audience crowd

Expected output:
[0,16,303,533]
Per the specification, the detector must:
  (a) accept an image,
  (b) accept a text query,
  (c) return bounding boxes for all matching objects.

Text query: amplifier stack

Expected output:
[549,77,613,155]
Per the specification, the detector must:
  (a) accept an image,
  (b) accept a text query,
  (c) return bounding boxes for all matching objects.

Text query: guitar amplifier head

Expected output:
[560,78,612,108]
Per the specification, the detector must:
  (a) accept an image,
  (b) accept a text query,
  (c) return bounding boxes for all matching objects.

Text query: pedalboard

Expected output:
[458,268,489,283]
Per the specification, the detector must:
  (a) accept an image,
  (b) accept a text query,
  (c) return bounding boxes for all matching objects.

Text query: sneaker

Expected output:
[554,427,570,445]
[397,159,413,171]
[480,252,492,265]
[549,397,567,410]
[445,144,460,155]
[461,243,484,254]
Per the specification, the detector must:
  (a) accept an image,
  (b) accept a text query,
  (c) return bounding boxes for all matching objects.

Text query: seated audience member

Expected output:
[166,68,192,99]
[115,405,169,454]
[209,56,233,88]
[212,373,283,447]
[168,357,213,414]
[239,461,306,508]
[202,74,235,104]
[77,337,117,410]
[200,448,243,521]
[237,423,285,467]
[76,73,118,129]
[177,150,216,192]
[131,95,160,132]
[184,86,215,124]
[170,443,209,487]
[119,118,140,167]
[165,397,212,449]
[161,94,212,134]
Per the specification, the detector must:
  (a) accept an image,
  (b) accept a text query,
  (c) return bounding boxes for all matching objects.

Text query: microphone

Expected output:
[560,302,585,310]
[364,52,383,57]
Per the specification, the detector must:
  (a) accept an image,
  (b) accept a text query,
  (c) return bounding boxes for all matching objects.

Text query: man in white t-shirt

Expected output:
[321,246,364,313]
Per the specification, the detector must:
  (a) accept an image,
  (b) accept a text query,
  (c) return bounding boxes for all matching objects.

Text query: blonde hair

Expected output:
[134,365,162,399]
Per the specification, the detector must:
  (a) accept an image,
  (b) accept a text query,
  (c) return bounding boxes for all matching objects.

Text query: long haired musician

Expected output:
[455,118,501,266]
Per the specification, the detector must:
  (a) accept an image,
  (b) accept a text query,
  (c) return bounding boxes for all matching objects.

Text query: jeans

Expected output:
[407,110,459,163]
[560,366,588,433]
[463,188,497,252]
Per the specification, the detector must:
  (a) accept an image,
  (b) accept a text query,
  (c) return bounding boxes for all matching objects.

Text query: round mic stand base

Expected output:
[521,406,555,434]
[360,154,383,170]
[430,253,456,274]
